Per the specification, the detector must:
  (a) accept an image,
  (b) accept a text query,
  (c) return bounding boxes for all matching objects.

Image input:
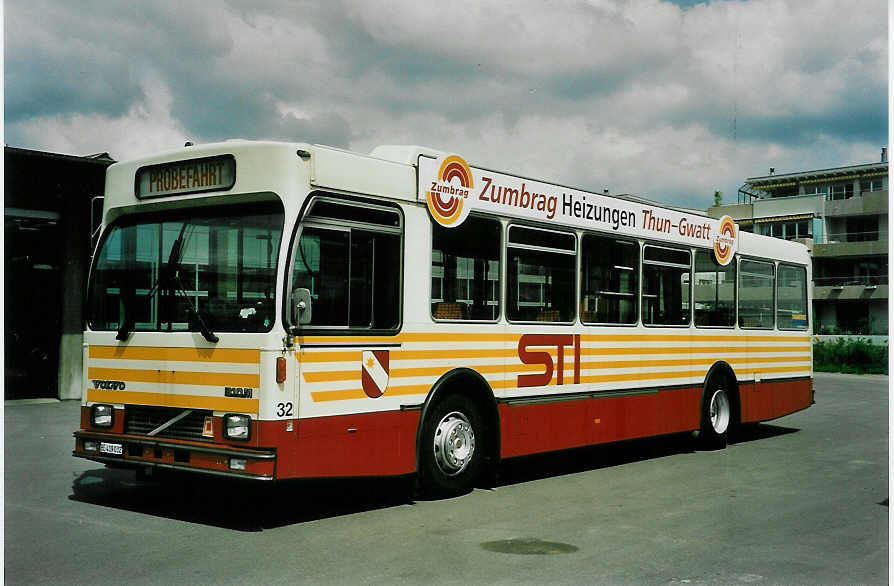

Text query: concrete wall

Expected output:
[752,194,824,219]
[57,192,91,400]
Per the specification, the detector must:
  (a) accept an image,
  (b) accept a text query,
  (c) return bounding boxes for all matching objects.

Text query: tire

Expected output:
[420,394,485,496]
[698,380,731,449]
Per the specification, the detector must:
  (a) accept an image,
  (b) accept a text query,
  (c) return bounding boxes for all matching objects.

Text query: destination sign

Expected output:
[136,155,235,199]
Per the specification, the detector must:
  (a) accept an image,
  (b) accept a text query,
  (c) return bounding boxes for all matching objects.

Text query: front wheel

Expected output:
[420,395,485,496]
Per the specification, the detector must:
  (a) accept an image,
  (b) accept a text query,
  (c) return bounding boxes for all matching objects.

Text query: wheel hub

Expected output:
[433,411,476,476]
[709,389,731,434]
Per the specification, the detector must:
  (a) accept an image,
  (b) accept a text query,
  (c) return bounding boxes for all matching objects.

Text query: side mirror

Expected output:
[292,288,312,326]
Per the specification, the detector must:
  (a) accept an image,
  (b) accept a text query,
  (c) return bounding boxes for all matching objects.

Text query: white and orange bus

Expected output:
[73,140,813,494]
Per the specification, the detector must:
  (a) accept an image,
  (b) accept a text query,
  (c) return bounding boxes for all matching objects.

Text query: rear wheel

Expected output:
[420,395,485,496]
[699,382,731,449]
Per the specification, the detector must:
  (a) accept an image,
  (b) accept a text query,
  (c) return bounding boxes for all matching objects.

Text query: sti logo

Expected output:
[517,334,581,388]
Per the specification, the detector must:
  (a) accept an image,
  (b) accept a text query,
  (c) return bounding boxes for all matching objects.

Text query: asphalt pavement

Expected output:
[4,372,888,585]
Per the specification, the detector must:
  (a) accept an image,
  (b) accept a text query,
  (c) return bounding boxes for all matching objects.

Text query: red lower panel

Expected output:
[499,387,703,459]
[274,410,420,479]
[740,378,812,423]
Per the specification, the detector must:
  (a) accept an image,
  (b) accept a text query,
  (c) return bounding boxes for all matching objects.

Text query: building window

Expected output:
[845,215,879,242]
[760,220,811,240]
[580,235,638,325]
[507,225,576,323]
[642,245,691,326]
[431,216,501,321]
[738,259,774,329]
[694,250,735,328]
[860,178,883,193]
[803,185,828,197]
[830,183,854,200]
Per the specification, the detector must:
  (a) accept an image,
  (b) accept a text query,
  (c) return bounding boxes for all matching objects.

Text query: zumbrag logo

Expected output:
[713,215,737,265]
[426,155,474,227]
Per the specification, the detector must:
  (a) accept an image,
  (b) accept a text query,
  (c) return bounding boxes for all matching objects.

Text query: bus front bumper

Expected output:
[73,430,276,481]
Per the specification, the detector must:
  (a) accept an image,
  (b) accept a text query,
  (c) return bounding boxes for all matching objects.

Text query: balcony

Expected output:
[823,189,888,217]
[753,194,825,219]
[812,234,887,258]
[813,275,888,301]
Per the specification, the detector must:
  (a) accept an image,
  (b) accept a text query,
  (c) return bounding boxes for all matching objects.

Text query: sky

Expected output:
[4,0,888,210]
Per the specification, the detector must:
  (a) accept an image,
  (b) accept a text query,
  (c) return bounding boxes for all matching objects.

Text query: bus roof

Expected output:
[102,140,809,265]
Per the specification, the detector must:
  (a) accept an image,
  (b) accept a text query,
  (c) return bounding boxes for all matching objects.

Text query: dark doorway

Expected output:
[4,147,114,400]
[5,213,62,398]
[836,302,870,334]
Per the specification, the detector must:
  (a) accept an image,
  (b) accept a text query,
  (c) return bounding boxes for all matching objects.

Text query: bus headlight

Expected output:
[223,414,251,441]
[91,404,114,427]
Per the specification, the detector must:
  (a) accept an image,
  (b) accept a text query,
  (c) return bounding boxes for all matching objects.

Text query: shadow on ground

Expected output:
[70,423,798,531]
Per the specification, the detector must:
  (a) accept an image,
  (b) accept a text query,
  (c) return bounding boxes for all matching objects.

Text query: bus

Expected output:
[73,140,813,495]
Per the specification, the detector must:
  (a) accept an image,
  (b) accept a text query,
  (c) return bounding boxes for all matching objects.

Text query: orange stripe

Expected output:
[302,356,812,383]
[299,347,511,363]
[88,367,259,388]
[578,333,810,343]
[87,388,259,412]
[580,345,811,356]
[89,346,260,363]
[299,344,811,365]
[308,364,812,402]
[296,332,810,345]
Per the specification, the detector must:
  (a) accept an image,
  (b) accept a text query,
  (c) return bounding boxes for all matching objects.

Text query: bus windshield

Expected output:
[88,199,284,335]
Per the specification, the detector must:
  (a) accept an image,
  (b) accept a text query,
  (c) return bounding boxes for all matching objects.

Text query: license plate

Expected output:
[99,442,123,455]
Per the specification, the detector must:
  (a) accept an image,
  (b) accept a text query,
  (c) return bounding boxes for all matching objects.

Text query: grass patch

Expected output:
[813,338,888,375]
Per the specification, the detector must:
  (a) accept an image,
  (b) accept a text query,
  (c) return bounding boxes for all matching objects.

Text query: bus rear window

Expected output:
[777,264,808,330]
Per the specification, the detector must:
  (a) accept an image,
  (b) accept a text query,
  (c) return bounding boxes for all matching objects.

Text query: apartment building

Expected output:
[708,150,888,335]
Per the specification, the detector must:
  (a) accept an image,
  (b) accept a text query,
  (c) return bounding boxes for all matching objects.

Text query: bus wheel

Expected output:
[699,383,731,449]
[421,395,484,496]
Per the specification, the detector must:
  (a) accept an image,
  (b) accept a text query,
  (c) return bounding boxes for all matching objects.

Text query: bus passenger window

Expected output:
[507,225,576,323]
[694,250,736,328]
[642,245,691,326]
[738,259,775,329]
[580,235,638,324]
[777,264,808,330]
[431,216,501,321]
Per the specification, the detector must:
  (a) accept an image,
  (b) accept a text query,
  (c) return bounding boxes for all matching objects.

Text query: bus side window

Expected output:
[738,259,775,329]
[431,216,501,321]
[694,250,736,328]
[506,225,576,323]
[580,235,638,325]
[642,245,691,326]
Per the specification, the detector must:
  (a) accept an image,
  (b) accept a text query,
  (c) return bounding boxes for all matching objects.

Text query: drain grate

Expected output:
[481,538,578,555]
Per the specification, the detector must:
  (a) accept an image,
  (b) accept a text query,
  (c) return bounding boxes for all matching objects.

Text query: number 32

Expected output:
[276,402,293,417]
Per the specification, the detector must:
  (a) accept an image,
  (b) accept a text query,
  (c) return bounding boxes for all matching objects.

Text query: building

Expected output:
[708,150,888,336]
[5,147,115,400]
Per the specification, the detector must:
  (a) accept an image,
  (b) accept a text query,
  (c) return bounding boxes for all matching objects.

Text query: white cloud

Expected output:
[5,0,887,210]
[13,79,187,159]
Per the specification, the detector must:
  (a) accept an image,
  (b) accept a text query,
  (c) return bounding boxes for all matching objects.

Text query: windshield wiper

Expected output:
[115,283,136,341]
[164,223,219,344]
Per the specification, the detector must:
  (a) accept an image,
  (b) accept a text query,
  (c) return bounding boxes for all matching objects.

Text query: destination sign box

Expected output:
[136,155,235,199]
